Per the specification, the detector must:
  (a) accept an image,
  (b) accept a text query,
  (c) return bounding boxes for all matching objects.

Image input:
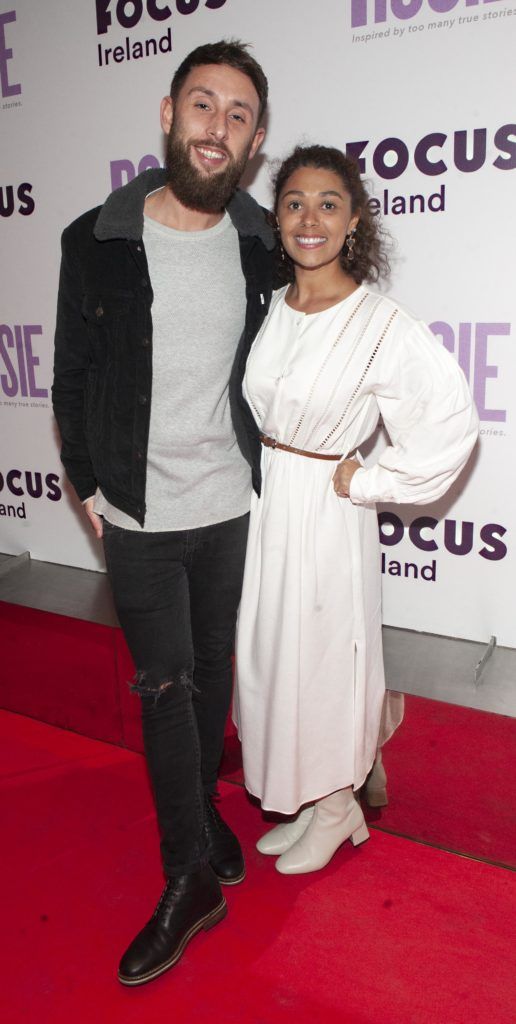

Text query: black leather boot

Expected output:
[118,865,226,986]
[204,792,246,885]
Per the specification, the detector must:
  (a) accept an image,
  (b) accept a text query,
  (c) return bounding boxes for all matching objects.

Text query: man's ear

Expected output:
[160,95,173,136]
[248,126,265,161]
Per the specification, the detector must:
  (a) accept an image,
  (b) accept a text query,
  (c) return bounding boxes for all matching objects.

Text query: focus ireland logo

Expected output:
[94,0,228,67]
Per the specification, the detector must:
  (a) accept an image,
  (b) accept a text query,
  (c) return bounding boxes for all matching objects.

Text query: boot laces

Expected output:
[205,792,230,834]
[153,878,180,919]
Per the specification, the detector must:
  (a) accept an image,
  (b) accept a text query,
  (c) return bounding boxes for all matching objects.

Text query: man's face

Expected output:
[161,63,265,212]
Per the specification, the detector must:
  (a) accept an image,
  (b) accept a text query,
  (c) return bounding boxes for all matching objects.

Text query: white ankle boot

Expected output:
[365,750,388,807]
[275,788,369,874]
[256,806,314,855]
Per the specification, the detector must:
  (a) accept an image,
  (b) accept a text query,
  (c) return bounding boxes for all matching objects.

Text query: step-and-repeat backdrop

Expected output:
[1,0,514,646]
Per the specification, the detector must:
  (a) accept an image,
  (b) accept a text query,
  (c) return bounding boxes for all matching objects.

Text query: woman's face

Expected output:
[276,165,359,274]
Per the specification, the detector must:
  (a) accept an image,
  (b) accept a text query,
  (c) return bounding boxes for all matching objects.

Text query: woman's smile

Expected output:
[294,234,328,249]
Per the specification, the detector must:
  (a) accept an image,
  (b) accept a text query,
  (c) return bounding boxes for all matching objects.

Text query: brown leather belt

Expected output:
[260,434,342,461]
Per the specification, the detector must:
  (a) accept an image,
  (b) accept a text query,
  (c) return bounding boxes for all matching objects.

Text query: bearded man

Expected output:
[52,40,274,986]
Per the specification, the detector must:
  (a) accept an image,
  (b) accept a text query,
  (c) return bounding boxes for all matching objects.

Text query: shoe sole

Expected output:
[216,867,246,886]
[276,819,370,874]
[117,897,227,987]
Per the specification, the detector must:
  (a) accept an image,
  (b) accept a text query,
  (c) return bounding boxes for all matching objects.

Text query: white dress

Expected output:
[234,285,478,814]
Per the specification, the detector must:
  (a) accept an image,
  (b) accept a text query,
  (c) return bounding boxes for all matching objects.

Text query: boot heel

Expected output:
[202,898,227,931]
[350,821,370,847]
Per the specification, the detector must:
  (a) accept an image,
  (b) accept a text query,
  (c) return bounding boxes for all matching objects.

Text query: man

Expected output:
[52,40,274,986]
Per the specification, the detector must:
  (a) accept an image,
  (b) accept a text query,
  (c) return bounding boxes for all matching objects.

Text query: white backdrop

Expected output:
[1,0,514,646]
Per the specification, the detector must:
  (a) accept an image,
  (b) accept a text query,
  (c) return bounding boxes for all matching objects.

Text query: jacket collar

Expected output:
[94,167,275,251]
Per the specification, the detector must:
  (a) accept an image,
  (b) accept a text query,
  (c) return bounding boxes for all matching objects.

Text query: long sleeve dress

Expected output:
[233,285,478,814]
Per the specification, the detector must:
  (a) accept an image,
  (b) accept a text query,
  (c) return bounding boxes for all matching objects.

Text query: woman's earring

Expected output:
[275,220,286,262]
[345,227,357,263]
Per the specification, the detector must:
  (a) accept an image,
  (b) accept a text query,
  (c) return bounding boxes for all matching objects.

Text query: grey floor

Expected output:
[1,551,515,718]
[0,550,118,627]
[382,627,515,718]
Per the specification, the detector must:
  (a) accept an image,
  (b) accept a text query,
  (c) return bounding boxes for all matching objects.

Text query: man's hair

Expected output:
[170,39,268,124]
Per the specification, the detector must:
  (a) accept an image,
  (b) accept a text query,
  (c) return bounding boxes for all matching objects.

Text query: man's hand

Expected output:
[84,497,103,539]
[332,459,361,499]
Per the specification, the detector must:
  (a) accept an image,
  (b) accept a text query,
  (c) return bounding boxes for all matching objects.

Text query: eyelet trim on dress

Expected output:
[287,292,369,448]
[312,296,382,443]
[316,308,399,451]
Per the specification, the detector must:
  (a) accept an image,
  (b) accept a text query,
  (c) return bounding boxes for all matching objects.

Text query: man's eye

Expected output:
[322,202,336,210]
[230,113,245,123]
[195,102,210,110]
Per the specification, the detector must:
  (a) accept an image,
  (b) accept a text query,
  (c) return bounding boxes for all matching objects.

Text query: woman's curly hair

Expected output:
[272,144,391,287]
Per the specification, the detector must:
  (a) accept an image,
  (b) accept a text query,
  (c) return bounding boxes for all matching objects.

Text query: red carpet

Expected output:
[0,601,141,749]
[3,601,515,869]
[221,696,516,870]
[2,711,515,1024]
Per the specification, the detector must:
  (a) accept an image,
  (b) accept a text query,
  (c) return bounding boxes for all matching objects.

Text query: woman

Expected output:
[233,145,478,875]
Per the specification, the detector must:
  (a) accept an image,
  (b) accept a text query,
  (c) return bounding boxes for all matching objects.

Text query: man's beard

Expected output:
[165,123,251,212]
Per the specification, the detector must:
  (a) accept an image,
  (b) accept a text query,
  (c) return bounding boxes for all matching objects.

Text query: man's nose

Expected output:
[207,113,228,142]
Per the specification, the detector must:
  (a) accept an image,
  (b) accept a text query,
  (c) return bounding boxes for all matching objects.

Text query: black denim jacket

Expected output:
[52,169,275,526]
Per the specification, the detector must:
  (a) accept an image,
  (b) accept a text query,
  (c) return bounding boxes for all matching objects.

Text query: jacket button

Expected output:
[95,306,103,318]
[138,394,148,405]
[135,449,143,461]
[142,337,150,347]
[141,278,148,287]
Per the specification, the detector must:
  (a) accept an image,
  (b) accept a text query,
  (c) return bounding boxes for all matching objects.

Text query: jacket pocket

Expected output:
[81,290,134,319]
[82,289,136,400]
[81,290,135,357]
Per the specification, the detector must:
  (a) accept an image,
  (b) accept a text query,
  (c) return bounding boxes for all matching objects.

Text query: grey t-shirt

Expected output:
[94,209,251,530]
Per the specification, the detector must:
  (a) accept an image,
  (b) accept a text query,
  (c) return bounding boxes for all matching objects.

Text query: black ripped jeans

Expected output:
[102,513,249,877]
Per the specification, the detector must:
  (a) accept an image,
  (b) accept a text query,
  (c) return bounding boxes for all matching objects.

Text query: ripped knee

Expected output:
[130,667,195,703]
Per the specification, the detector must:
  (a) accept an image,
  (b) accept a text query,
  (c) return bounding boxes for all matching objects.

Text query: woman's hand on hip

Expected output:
[332,459,360,499]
